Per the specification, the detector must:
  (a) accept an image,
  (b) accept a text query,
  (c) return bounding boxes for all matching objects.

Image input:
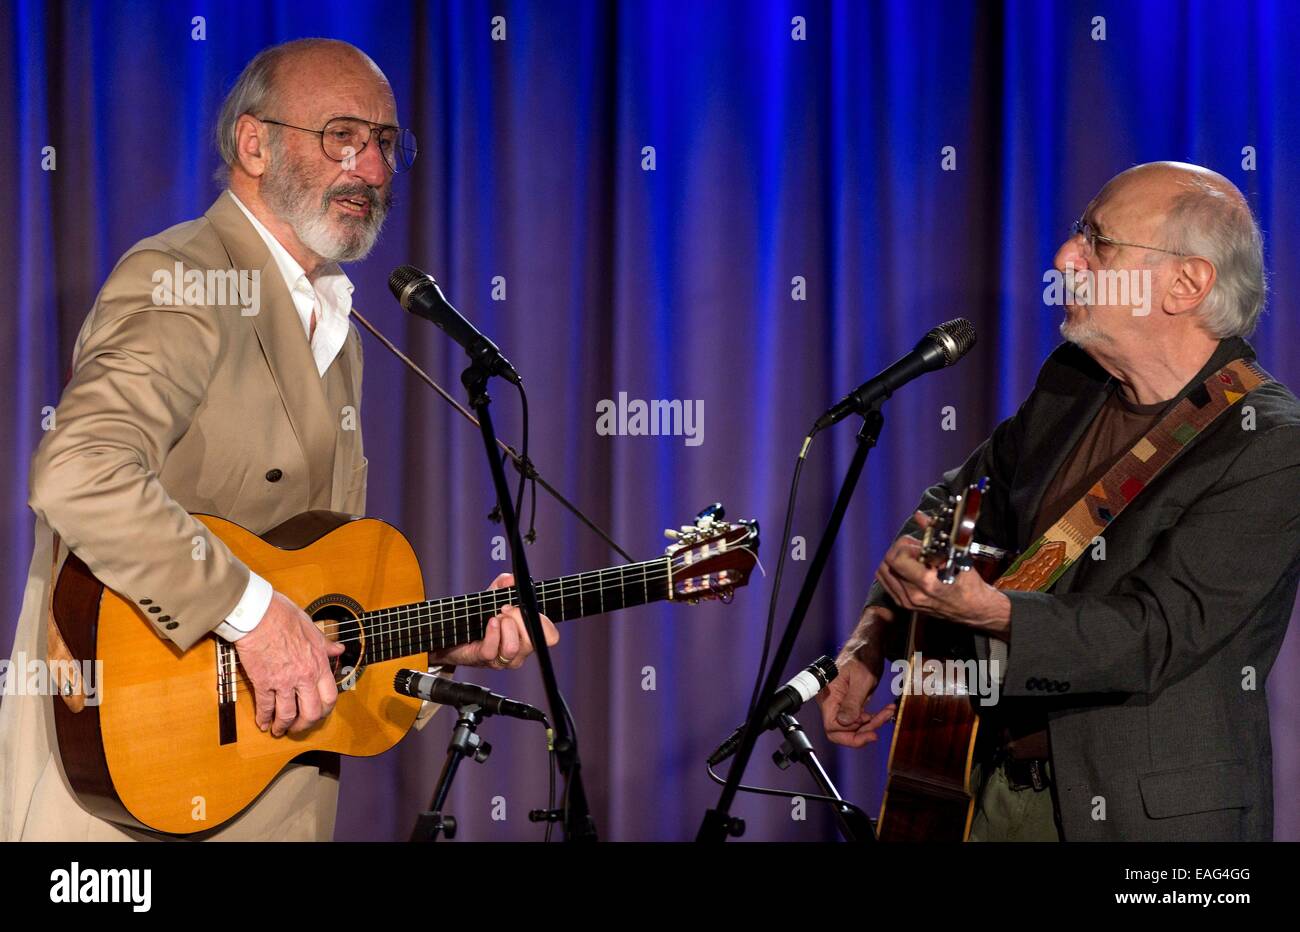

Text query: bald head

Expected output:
[1091,161,1265,338]
[215,39,395,174]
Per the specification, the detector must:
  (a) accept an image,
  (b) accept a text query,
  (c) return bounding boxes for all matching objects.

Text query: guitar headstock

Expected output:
[663,504,760,604]
[919,477,987,583]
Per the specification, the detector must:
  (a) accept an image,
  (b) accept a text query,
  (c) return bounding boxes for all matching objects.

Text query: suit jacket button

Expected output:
[147,606,161,614]
[1026,678,1039,690]
[1060,681,1071,693]
[139,598,152,605]
[165,621,179,630]
[265,468,283,482]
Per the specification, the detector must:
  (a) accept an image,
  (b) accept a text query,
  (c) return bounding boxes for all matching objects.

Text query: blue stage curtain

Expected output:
[2,0,1296,840]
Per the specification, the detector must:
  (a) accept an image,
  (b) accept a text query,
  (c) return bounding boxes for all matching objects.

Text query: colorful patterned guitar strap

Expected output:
[987,357,1271,677]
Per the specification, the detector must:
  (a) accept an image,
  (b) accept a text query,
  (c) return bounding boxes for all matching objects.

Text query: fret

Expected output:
[609,568,626,611]
[360,557,682,665]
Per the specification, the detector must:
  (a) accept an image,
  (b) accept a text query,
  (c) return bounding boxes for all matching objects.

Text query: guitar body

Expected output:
[49,504,759,836]
[876,557,1002,842]
[876,481,1008,842]
[51,512,426,835]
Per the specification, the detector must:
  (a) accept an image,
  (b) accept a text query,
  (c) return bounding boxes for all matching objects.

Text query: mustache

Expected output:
[321,182,394,214]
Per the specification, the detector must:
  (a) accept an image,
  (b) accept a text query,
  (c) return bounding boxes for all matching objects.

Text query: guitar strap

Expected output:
[987,357,1270,673]
[46,530,86,712]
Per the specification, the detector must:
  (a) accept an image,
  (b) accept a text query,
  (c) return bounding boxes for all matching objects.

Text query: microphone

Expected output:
[708,656,839,766]
[388,265,522,386]
[394,669,547,723]
[814,318,976,431]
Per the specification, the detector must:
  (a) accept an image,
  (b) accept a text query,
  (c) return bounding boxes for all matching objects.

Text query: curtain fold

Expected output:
[2,0,1295,841]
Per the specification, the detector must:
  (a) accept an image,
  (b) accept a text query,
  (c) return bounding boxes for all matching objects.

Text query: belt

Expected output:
[1000,755,1052,792]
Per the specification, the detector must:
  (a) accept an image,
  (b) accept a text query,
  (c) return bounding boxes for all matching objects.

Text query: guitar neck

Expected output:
[361,557,673,662]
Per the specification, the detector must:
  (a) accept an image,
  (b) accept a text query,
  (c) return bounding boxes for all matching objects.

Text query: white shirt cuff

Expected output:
[214,571,274,642]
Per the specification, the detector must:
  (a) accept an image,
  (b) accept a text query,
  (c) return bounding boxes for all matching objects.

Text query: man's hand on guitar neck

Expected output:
[235,591,347,738]
[817,604,898,748]
[428,573,561,671]
[876,510,1012,640]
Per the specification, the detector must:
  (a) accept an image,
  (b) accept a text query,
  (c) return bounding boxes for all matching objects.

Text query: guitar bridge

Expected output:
[216,639,238,745]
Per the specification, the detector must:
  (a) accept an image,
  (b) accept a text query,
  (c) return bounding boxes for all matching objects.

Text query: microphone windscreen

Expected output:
[926,318,977,366]
[388,265,428,307]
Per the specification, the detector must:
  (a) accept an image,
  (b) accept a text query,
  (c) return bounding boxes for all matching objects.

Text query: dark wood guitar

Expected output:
[876,479,1009,841]
[49,507,759,835]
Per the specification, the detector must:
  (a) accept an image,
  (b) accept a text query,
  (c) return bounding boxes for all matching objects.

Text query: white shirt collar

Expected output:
[228,191,354,378]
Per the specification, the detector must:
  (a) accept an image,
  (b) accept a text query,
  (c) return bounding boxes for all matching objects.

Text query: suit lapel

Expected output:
[204,192,338,505]
[1014,337,1255,586]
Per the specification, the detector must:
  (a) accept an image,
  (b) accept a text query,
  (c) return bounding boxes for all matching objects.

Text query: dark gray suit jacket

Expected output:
[866,336,1300,840]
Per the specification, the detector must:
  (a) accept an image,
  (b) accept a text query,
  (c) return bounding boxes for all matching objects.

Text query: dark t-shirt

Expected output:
[997,385,1171,758]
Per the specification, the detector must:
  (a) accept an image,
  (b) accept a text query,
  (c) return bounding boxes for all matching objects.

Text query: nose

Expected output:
[348,133,390,187]
[1055,231,1090,274]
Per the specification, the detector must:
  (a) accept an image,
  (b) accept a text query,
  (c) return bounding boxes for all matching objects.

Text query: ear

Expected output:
[1161,255,1216,317]
[233,114,271,179]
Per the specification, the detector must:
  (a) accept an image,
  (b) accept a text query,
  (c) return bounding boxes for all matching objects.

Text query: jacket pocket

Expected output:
[338,456,368,514]
[1138,759,1249,818]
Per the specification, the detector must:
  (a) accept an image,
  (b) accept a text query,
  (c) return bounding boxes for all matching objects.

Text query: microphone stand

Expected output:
[698,403,885,841]
[350,309,634,563]
[410,701,491,842]
[770,713,875,843]
[461,358,598,841]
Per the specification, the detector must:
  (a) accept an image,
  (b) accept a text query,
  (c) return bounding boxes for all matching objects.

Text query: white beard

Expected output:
[260,144,387,263]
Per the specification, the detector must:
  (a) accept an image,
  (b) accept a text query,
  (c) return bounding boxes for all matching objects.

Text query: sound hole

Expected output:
[312,601,365,690]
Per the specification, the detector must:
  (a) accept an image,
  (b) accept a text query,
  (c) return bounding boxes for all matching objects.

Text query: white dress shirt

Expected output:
[214,192,355,641]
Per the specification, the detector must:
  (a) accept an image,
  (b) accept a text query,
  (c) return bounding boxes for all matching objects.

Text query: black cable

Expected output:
[747,428,818,716]
[514,383,529,526]
[705,760,874,827]
[351,309,631,561]
[544,724,557,842]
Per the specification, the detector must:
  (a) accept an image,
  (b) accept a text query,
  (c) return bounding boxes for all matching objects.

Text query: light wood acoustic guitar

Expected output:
[876,479,1011,842]
[49,507,759,835]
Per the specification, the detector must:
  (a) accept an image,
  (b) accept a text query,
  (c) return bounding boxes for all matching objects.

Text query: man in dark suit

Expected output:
[817,161,1300,841]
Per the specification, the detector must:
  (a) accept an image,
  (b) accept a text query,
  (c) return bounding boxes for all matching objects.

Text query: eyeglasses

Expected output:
[256,115,418,174]
[1069,217,1187,258]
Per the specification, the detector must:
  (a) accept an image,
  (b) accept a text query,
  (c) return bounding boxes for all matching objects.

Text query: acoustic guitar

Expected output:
[876,479,1010,841]
[49,507,759,835]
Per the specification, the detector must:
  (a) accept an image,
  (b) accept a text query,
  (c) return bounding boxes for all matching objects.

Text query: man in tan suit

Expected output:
[0,38,557,841]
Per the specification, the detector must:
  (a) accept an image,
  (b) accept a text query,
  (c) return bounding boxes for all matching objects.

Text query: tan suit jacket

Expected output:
[0,191,373,840]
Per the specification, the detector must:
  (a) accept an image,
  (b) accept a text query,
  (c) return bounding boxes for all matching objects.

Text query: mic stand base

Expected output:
[410,702,491,842]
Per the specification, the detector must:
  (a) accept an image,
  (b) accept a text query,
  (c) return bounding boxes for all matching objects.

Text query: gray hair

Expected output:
[213,38,379,185]
[1161,177,1267,338]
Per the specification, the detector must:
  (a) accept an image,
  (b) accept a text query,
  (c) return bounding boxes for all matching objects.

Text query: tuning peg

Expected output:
[664,528,681,541]
[696,503,725,522]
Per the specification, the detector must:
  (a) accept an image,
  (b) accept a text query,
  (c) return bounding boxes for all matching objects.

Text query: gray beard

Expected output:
[260,149,389,264]
[1060,310,1112,349]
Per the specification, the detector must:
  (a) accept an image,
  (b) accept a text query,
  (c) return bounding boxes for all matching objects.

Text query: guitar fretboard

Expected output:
[361,557,672,663]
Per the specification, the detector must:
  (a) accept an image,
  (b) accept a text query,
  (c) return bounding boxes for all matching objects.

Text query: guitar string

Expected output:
[302,543,757,645]
[327,542,759,643]
[216,569,675,700]
[217,567,679,695]
[213,544,759,701]
[314,559,669,637]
